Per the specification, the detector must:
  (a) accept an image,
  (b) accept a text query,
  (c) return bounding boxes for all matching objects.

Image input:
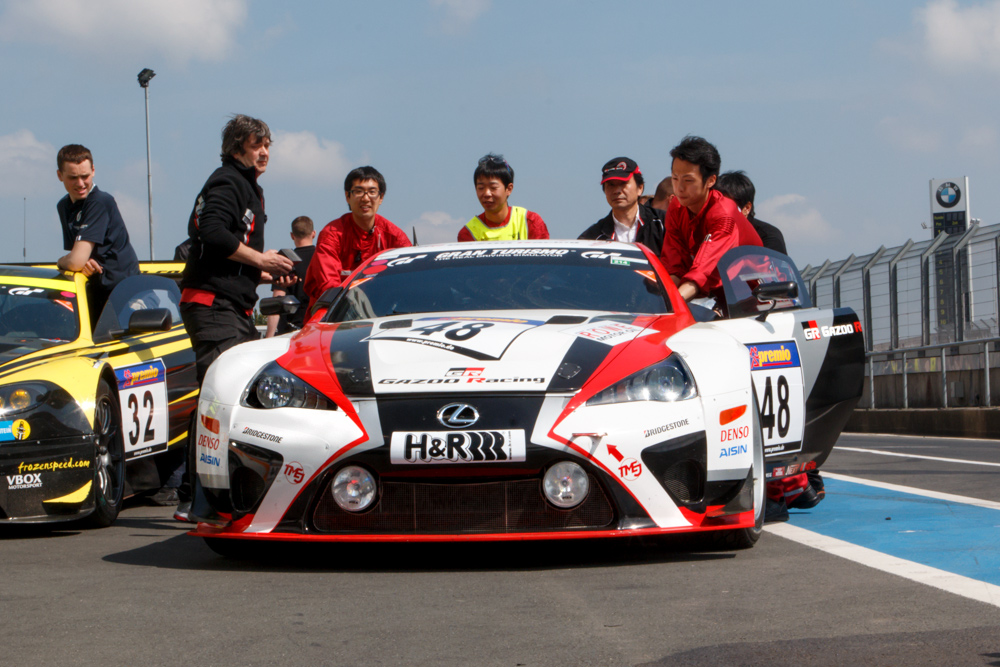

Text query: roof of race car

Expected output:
[376,239,647,259]
[0,265,74,282]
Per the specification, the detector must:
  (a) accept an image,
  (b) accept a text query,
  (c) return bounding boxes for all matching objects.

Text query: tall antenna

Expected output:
[23,197,26,260]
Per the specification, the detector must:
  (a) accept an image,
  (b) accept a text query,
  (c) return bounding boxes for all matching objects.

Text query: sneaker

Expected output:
[764,497,790,523]
[173,501,195,523]
[788,484,822,509]
[150,487,180,506]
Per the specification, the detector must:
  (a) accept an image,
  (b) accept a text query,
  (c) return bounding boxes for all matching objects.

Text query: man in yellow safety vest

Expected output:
[458,153,549,241]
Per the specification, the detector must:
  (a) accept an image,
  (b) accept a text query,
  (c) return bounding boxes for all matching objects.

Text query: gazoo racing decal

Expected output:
[389,430,527,464]
[747,342,805,456]
[365,316,545,361]
[563,320,651,346]
[802,319,862,341]
[115,359,169,460]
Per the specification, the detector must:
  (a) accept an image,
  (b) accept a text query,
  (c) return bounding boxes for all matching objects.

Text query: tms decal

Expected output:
[618,458,642,481]
[7,473,42,490]
[284,462,305,484]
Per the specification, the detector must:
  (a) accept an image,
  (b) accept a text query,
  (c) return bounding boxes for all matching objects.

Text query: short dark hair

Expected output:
[220,114,271,161]
[474,153,514,188]
[669,135,721,183]
[653,177,673,200]
[715,170,756,216]
[290,216,314,239]
[344,166,386,196]
[57,144,93,171]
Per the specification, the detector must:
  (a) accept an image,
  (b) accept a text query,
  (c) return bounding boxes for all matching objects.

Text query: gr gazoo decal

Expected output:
[365,316,545,361]
[801,319,862,341]
[389,430,527,464]
[747,341,805,456]
[115,358,169,460]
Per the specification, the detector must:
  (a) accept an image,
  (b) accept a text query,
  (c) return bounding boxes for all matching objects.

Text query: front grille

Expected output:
[312,476,614,534]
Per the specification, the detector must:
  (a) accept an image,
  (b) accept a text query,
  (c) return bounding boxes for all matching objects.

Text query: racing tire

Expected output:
[714,391,765,549]
[85,378,126,528]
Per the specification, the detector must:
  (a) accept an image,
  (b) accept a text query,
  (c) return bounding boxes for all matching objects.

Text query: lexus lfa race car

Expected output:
[190,241,863,555]
[0,264,197,526]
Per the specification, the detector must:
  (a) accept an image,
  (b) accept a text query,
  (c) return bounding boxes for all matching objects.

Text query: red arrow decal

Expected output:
[607,444,624,462]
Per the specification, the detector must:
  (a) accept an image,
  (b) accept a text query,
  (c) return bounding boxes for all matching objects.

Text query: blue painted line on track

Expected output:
[787,478,1000,586]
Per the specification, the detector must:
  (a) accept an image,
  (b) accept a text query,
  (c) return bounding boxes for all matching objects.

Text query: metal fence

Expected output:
[801,222,1000,409]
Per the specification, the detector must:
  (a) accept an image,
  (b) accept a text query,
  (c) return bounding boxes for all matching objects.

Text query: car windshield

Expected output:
[326,246,672,323]
[0,284,80,343]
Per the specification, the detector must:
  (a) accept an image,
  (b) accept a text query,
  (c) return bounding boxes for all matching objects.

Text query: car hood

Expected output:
[282,310,690,397]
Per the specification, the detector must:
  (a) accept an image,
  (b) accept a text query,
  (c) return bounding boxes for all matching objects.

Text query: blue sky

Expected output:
[1,0,999,269]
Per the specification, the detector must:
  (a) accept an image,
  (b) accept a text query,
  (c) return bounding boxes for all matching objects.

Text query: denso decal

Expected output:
[720,444,748,457]
[284,462,305,484]
[643,418,690,438]
[389,430,527,464]
[748,342,800,369]
[16,458,89,474]
[241,427,282,444]
[198,434,221,450]
[199,452,221,467]
[6,473,42,490]
[721,425,749,441]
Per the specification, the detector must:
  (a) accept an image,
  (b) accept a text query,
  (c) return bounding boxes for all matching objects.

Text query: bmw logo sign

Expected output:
[936,182,961,209]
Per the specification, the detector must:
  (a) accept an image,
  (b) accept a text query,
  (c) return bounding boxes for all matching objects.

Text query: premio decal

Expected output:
[747,341,805,457]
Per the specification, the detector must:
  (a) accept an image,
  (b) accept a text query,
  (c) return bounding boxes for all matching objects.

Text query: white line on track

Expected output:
[821,472,1000,511]
[836,446,1000,469]
[765,523,1000,609]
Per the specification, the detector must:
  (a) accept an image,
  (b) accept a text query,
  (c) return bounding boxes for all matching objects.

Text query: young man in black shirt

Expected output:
[265,216,316,337]
[714,170,787,255]
[55,144,140,320]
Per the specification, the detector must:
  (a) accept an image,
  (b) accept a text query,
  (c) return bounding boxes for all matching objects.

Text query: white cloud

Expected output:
[0,0,247,64]
[960,124,998,151]
[111,190,153,260]
[756,194,836,248]
[267,130,352,186]
[0,130,57,197]
[411,211,463,245]
[430,0,491,34]
[917,0,1000,70]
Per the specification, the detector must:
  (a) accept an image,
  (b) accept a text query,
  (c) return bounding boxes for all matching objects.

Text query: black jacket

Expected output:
[749,216,787,255]
[181,159,267,311]
[578,203,665,254]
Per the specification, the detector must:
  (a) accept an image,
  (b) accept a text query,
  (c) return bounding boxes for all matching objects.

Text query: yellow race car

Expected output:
[0,263,198,526]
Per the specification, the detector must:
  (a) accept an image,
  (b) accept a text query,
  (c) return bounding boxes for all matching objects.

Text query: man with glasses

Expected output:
[304,166,411,310]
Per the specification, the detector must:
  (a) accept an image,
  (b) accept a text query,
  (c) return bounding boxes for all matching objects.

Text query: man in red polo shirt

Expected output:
[661,135,762,302]
[304,166,411,310]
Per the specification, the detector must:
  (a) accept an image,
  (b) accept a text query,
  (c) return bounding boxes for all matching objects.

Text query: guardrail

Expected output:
[865,336,1000,409]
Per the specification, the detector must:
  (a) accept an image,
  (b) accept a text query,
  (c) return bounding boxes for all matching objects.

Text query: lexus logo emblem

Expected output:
[437,403,479,428]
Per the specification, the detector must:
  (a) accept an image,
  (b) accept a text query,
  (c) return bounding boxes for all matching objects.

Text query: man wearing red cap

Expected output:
[663,136,762,302]
[578,157,664,254]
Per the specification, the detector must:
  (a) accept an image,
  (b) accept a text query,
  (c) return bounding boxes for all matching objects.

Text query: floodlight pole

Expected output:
[138,68,156,260]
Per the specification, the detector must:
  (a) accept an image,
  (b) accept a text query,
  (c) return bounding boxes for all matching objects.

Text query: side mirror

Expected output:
[110,308,173,337]
[752,281,798,322]
[259,295,300,316]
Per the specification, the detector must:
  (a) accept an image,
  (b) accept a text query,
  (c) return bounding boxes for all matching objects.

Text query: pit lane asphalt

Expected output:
[2,433,999,667]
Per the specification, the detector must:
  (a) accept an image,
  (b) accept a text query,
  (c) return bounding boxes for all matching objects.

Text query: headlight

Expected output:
[0,383,48,417]
[586,354,697,406]
[331,465,377,512]
[543,461,589,508]
[241,361,335,410]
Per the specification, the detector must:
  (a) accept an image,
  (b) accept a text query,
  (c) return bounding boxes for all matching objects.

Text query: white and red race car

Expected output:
[189,241,863,555]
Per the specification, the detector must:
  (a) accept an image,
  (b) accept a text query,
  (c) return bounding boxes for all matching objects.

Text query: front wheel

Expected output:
[85,378,126,528]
